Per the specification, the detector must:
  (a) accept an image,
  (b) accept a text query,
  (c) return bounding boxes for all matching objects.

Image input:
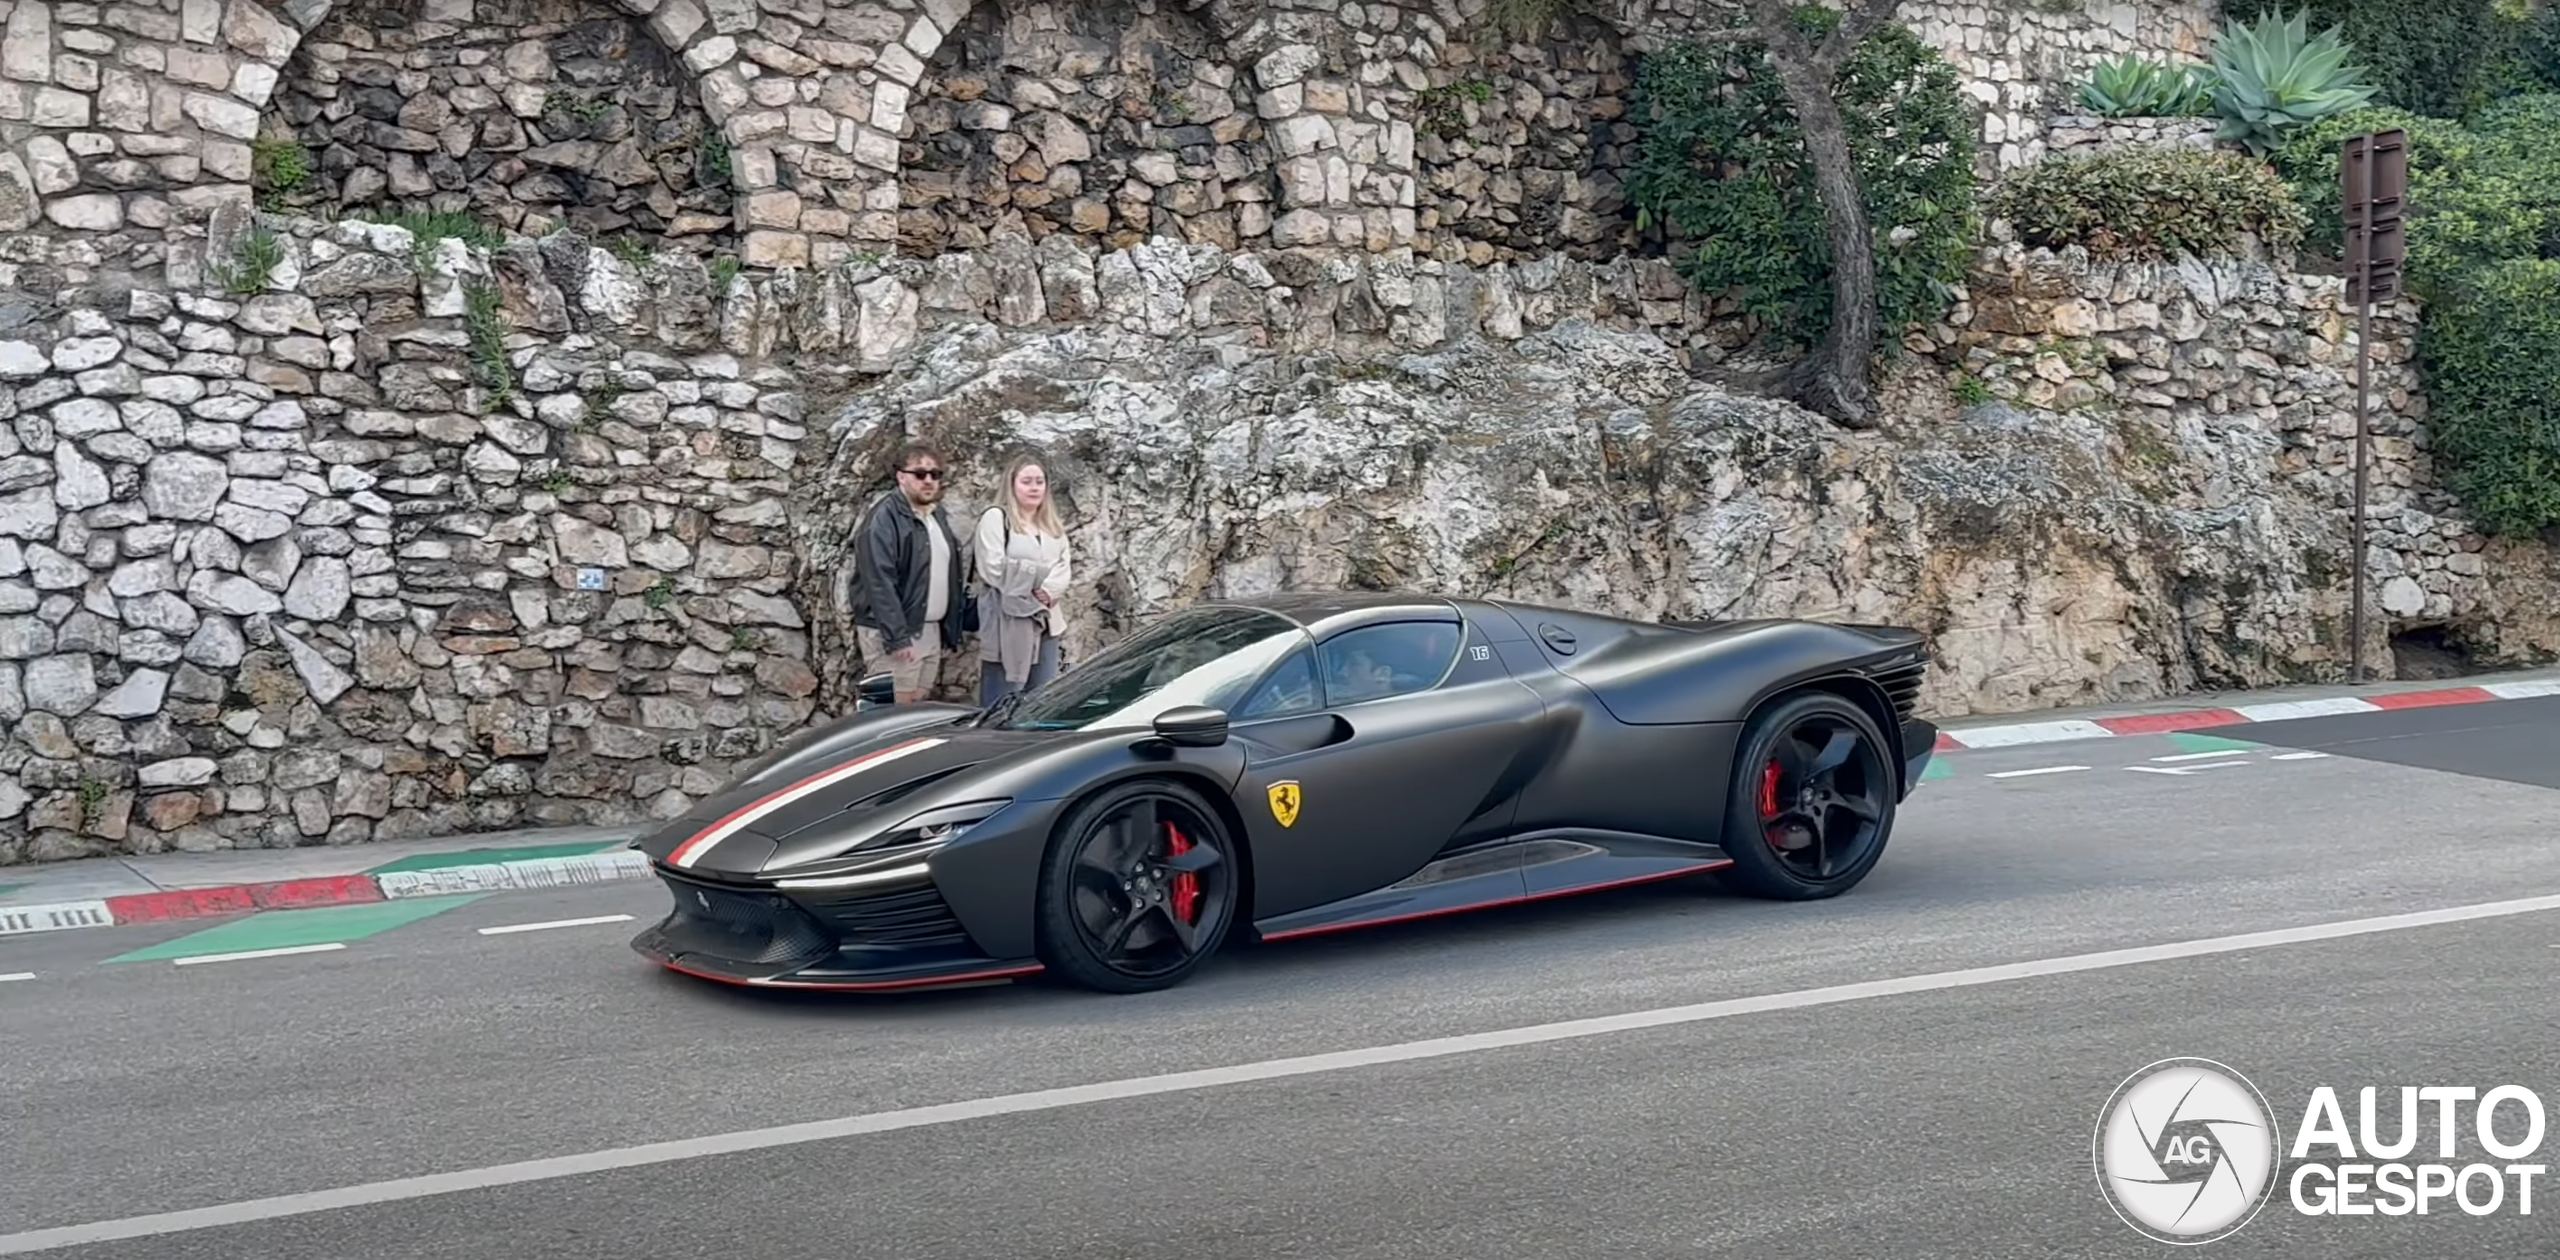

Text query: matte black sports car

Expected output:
[630,591,1939,995]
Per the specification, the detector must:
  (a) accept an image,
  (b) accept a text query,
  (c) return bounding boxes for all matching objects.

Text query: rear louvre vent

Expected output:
[1873,660,1926,721]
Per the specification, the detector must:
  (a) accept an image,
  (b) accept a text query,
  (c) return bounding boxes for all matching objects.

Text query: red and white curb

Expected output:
[0,850,652,939]
[1933,678,2560,752]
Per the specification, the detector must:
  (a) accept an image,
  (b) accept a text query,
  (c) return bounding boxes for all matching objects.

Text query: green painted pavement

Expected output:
[0,883,22,899]
[104,895,490,963]
[362,840,629,875]
[2164,731,2268,754]
[1920,759,1953,782]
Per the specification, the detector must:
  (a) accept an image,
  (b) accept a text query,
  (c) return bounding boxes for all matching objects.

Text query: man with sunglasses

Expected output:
[845,442,970,704]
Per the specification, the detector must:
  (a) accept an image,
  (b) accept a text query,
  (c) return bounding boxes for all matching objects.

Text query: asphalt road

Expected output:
[4,702,2559,1257]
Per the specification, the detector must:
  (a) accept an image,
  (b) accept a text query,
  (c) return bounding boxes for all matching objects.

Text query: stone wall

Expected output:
[1919,239,2541,665]
[2040,112,2219,156]
[262,0,738,252]
[4,0,2219,267]
[895,0,1269,254]
[0,218,839,863]
[6,213,2558,862]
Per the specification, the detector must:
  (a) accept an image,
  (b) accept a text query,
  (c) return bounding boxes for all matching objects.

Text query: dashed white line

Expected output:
[0,972,34,984]
[13,891,2560,1256]
[2152,750,2257,762]
[1985,765,2089,778]
[2127,761,2250,775]
[170,943,346,967]
[478,914,635,936]
[2270,751,2330,760]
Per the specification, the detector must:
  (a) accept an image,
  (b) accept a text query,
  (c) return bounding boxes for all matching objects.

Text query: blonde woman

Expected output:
[974,452,1071,705]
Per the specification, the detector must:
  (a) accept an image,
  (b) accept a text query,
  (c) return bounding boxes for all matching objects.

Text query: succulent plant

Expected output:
[2077,55,2218,118]
[2208,9,2380,156]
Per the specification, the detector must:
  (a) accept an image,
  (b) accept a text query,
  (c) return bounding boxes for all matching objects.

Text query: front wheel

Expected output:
[1714,690,1898,900]
[1032,778,1240,993]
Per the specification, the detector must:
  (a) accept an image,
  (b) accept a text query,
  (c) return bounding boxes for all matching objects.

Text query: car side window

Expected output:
[1233,646,1321,720]
[1317,621,1462,706]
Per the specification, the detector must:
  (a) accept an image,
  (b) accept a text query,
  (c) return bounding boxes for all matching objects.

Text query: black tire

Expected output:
[1031,778,1241,994]
[1714,690,1899,900]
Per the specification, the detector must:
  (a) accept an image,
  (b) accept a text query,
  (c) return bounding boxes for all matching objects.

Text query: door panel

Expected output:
[1234,671,1549,919]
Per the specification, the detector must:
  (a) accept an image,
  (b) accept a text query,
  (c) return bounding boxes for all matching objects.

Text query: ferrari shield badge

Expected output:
[1267,780,1302,828]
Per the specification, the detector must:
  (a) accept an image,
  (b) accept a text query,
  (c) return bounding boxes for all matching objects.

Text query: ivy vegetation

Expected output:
[1624,11,1977,354]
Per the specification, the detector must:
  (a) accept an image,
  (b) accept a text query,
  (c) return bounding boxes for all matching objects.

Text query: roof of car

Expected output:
[1209,589,1463,634]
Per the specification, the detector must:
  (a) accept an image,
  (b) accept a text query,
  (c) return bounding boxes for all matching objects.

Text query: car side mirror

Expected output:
[1151,705,1229,748]
[855,671,896,710]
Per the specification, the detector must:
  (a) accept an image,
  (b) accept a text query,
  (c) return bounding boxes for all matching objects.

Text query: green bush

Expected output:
[1987,146,2309,261]
[2416,259,2560,535]
[1624,10,1977,350]
[2268,98,2560,290]
[2220,0,2537,118]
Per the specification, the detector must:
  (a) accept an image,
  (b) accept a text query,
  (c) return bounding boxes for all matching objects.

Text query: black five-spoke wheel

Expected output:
[1718,690,1898,900]
[1035,779,1238,993]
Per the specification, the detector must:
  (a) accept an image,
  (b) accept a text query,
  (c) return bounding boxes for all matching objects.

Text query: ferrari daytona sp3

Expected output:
[630,591,1940,995]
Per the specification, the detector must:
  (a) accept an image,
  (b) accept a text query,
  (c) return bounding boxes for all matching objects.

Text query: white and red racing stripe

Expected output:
[666,737,947,869]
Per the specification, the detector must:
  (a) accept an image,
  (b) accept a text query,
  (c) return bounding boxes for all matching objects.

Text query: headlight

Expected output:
[769,799,1012,889]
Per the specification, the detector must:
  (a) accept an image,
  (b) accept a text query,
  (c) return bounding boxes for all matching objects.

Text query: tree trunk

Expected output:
[1761,39,1881,427]
[1727,0,1904,429]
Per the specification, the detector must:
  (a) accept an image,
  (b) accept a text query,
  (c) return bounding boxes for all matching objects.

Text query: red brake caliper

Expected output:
[1165,823,1200,922]
[1759,759,1782,820]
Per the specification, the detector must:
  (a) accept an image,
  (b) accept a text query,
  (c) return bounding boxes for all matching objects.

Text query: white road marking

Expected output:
[2128,759,2252,775]
[0,972,34,983]
[2151,750,2257,762]
[169,944,346,967]
[1985,765,2088,778]
[0,899,115,936]
[2230,696,2381,721]
[11,891,2560,1255]
[2270,751,2330,760]
[477,914,634,936]
[2482,679,2560,699]
[1944,719,2115,747]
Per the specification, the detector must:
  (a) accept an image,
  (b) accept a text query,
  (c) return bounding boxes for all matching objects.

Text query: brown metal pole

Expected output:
[2349,139,2373,685]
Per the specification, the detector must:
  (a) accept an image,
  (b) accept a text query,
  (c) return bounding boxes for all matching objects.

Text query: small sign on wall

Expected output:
[576,568,608,590]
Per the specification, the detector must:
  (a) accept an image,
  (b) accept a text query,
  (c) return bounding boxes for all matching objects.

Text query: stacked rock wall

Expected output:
[0,222,837,862]
[262,0,740,251]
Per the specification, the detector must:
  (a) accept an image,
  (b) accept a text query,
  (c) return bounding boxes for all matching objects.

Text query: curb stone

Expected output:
[1931,678,2560,752]
[0,847,653,939]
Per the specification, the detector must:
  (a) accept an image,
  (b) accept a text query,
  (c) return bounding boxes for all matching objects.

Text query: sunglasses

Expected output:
[900,467,944,479]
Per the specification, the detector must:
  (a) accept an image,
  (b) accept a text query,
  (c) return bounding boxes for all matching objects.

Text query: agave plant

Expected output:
[2077,55,2218,118]
[2208,9,2379,155]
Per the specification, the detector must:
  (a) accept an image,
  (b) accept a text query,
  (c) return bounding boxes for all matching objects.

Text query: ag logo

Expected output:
[1267,780,1301,828]
[2093,1057,2280,1244]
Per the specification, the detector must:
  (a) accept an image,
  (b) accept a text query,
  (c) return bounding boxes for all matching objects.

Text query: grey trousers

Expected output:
[980,633,1062,706]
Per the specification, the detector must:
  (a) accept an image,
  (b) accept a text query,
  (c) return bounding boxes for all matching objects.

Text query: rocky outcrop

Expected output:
[805,236,2560,722]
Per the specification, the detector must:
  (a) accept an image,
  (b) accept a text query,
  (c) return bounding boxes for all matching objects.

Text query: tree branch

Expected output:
[1812,0,1904,76]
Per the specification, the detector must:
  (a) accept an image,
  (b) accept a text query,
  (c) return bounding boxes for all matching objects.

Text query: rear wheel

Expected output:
[1715,690,1897,900]
[1032,778,1239,993]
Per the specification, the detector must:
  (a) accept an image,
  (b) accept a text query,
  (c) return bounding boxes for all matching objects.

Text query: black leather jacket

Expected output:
[846,490,969,655]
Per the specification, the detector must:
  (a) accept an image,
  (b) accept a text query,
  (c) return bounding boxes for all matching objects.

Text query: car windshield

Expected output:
[994,605,1313,732]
